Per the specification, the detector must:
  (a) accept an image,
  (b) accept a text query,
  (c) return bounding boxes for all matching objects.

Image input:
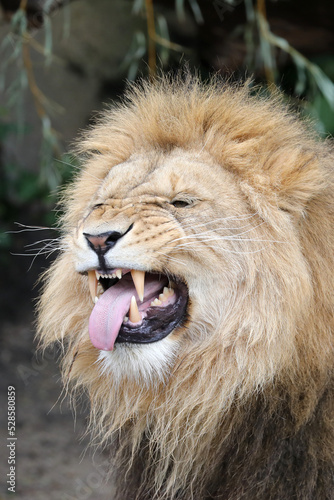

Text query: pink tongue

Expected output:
[89,278,135,351]
[88,275,165,351]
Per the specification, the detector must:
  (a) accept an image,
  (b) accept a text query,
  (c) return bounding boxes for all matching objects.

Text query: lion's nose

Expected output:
[83,225,133,254]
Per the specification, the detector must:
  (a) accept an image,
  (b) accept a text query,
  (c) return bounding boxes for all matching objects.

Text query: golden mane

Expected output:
[38,75,334,499]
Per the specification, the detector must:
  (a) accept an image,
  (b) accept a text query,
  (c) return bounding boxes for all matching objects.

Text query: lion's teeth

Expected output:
[129,295,142,323]
[151,298,162,307]
[158,287,175,303]
[123,316,129,323]
[88,270,98,303]
[94,296,99,303]
[95,269,123,280]
[131,270,145,302]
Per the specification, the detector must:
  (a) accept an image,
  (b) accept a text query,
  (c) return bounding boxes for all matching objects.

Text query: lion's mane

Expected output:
[38,75,334,499]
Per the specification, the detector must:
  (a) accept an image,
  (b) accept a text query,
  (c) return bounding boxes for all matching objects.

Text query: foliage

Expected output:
[123,0,334,136]
[243,0,334,135]
[0,113,74,255]
[0,2,73,252]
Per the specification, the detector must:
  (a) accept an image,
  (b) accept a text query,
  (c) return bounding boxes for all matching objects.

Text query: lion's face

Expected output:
[71,147,273,381]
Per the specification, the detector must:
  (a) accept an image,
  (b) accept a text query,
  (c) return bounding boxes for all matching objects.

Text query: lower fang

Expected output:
[129,296,141,323]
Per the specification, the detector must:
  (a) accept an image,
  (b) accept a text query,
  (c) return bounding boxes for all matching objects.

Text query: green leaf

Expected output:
[132,0,145,15]
[265,30,334,109]
[176,0,186,23]
[156,15,170,65]
[188,0,204,24]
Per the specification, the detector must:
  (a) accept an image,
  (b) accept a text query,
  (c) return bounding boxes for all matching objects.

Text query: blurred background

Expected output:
[0,0,333,498]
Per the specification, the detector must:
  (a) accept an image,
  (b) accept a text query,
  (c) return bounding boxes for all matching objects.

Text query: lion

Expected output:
[37,74,334,499]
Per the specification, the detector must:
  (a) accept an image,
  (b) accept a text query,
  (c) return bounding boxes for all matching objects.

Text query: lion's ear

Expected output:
[268,148,326,213]
[241,148,326,216]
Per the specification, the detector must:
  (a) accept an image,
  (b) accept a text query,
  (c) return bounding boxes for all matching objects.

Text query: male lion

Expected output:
[38,75,334,499]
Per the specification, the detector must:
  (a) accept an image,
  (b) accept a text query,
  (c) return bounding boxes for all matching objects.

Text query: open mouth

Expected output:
[87,269,188,351]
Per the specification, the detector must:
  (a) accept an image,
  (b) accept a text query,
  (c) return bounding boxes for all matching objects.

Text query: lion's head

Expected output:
[38,76,334,499]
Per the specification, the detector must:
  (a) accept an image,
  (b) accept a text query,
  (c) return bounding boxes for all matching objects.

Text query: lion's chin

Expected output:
[87,269,189,351]
[96,336,180,386]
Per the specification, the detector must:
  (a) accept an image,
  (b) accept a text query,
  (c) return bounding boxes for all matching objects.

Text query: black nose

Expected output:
[84,230,124,254]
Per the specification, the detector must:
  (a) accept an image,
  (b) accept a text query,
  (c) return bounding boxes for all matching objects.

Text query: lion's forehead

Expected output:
[96,150,230,202]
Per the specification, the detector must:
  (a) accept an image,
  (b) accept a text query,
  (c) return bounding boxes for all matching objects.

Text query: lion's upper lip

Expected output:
[87,269,188,350]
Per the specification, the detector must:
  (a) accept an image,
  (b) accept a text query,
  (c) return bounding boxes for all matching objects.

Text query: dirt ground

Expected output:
[0,236,115,499]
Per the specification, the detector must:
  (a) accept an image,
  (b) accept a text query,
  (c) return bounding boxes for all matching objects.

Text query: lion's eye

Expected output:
[171,199,192,208]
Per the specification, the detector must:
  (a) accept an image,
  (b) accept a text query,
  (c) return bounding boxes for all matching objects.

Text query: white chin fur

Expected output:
[96,336,179,387]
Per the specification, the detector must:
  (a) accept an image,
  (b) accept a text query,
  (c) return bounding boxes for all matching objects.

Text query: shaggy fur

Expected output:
[37,74,334,499]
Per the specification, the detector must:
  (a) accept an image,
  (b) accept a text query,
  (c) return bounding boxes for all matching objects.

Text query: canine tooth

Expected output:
[88,270,98,303]
[151,298,162,307]
[131,270,145,302]
[116,269,122,280]
[129,296,141,323]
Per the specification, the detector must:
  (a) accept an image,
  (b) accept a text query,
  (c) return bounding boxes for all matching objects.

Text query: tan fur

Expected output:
[37,75,334,499]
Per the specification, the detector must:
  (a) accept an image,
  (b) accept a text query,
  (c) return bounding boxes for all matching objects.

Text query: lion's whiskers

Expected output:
[179,212,258,233]
[55,158,102,182]
[12,236,67,271]
[160,218,290,260]
[9,222,58,233]
[169,223,255,244]
[166,221,284,250]
[154,251,187,267]
[25,238,61,248]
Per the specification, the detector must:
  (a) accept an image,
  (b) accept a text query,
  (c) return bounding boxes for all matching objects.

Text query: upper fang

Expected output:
[131,270,145,302]
[88,270,98,303]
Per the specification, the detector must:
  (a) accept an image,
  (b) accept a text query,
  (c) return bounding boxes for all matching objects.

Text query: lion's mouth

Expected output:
[87,269,188,351]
